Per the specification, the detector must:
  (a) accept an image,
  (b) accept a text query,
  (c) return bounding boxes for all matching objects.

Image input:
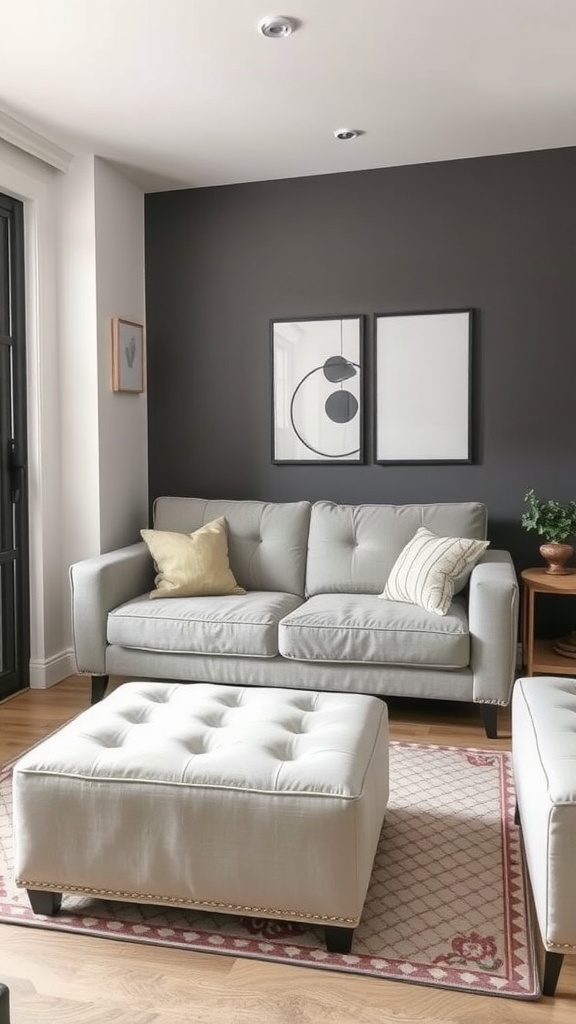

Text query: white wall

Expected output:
[58,155,148,562]
[57,154,100,567]
[94,157,148,552]
[0,142,148,688]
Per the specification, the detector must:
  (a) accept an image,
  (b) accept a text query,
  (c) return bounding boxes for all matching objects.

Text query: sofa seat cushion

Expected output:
[107,591,303,658]
[278,594,469,667]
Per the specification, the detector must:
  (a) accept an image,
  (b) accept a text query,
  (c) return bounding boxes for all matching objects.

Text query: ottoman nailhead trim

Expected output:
[17,879,356,926]
[548,941,576,950]
[475,698,507,706]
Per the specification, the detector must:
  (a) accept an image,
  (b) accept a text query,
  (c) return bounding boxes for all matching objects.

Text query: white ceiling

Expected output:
[1,0,575,192]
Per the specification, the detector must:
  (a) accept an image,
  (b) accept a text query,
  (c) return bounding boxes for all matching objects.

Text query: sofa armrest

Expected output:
[468,550,519,705]
[70,543,153,674]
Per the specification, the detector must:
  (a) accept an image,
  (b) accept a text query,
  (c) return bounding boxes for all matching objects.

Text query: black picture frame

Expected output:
[374,308,473,465]
[271,315,364,464]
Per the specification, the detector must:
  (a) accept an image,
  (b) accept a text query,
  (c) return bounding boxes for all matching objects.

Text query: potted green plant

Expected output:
[521,489,576,574]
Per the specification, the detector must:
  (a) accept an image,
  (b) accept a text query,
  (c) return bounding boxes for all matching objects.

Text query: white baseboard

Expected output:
[29,648,77,689]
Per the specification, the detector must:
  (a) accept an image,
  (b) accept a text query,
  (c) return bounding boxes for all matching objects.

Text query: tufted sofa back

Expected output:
[153,496,488,600]
[153,496,311,596]
[305,501,488,596]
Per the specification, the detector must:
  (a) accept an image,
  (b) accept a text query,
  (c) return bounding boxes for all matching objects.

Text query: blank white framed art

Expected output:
[374,309,473,464]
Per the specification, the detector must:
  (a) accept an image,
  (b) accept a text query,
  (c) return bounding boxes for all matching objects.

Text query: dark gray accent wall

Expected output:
[145,147,576,630]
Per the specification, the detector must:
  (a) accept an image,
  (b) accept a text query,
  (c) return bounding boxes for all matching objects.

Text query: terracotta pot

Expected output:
[539,541,574,575]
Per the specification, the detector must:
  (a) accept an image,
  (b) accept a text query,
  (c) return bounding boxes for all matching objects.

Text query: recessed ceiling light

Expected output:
[334,129,362,141]
[258,15,295,38]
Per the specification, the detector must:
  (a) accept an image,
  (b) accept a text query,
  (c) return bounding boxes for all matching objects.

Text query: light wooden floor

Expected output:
[1,677,574,1024]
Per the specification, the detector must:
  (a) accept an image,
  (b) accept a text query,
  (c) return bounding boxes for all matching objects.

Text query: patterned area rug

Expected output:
[0,741,539,998]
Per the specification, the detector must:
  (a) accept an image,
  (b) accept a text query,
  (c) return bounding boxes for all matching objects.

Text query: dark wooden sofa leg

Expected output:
[27,889,62,916]
[0,983,10,1024]
[542,950,564,997]
[324,925,354,953]
[479,704,498,739]
[91,674,109,704]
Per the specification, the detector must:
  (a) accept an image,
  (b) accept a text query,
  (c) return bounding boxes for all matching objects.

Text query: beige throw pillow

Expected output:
[141,517,245,599]
[380,526,489,616]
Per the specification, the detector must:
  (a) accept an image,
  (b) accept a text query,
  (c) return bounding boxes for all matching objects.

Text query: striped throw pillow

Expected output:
[380,527,489,616]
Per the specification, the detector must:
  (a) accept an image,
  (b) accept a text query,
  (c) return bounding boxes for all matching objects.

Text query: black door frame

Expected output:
[0,192,29,699]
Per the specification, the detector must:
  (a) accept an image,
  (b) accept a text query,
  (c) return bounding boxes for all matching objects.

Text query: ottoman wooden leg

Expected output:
[27,890,62,916]
[0,984,10,1024]
[325,925,354,953]
[542,951,564,997]
[91,674,109,704]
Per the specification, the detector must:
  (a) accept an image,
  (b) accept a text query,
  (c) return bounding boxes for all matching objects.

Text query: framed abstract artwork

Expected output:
[271,316,364,464]
[374,308,473,464]
[111,317,145,393]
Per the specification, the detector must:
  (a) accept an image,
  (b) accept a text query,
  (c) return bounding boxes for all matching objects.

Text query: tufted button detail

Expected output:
[201,714,226,729]
[269,743,294,762]
[183,743,206,756]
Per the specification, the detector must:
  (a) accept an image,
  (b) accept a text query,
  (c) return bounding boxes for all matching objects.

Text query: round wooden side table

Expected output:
[521,568,576,676]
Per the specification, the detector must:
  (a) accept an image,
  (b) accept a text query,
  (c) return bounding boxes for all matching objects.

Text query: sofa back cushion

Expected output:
[153,497,311,596]
[305,501,488,596]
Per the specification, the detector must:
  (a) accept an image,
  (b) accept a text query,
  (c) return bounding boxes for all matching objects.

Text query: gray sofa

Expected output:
[70,497,519,737]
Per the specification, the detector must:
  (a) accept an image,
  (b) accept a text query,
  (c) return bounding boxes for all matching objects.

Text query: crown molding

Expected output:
[0,110,73,172]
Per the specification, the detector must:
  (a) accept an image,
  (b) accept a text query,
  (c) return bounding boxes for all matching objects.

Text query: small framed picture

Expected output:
[111,317,145,393]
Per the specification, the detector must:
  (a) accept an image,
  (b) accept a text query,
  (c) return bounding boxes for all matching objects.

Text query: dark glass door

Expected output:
[0,192,29,699]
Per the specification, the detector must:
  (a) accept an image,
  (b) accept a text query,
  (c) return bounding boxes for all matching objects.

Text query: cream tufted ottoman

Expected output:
[13,682,389,952]
[512,676,576,996]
